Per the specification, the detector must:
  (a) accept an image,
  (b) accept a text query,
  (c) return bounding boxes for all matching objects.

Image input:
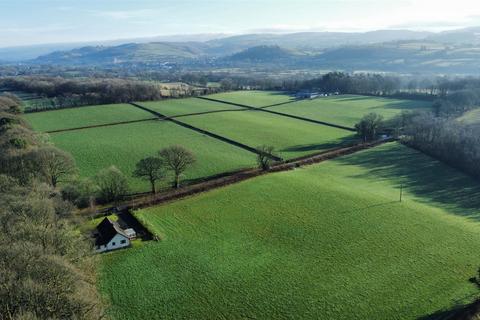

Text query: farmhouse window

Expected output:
[112,242,116,246]
[121,240,126,244]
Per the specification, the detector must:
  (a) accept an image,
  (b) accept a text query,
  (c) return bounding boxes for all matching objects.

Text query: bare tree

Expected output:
[355,113,384,142]
[32,146,77,187]
[257,145,276,171]
[158,145,195,188]
[96,166,129,204]
[133,157,165,194]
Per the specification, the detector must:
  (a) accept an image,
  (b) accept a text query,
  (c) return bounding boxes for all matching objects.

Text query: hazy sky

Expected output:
[1,0,480,47]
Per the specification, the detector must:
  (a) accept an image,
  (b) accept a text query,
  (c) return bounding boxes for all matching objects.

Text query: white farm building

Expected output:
[94,218,131,253]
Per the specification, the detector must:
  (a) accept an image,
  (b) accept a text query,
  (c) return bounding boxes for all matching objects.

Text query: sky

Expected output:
[1,0,480,47]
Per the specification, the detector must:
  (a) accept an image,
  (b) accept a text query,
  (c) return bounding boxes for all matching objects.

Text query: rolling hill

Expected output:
[27,27,480,73]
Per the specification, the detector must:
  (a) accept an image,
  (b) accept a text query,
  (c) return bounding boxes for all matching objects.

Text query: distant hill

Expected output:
[34,42,209,65]
[205,30,432,55]
[312,41,480,73]
[25,27,480,74]
[227,45,302,62]
[427,27,480,45]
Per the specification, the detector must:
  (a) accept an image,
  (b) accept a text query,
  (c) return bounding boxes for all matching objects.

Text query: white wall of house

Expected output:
[96,234,130,253]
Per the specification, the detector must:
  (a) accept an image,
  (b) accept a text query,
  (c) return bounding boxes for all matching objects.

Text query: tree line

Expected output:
[0,77,220,112]
[0,94,104,319]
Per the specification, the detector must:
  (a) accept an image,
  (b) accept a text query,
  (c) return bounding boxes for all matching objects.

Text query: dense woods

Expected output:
[398,112,480,179]
[0,94,104,319]
[384,77,480,180]
[0,77,221,111]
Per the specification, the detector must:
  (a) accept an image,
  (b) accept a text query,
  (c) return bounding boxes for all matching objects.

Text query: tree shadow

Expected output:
[280,136,358,153]
[370,100,431,111]
[417,298,480,320]
[336,144,480,221]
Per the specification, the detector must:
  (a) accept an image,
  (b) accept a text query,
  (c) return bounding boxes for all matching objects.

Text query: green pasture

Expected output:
[24,104,154,132]
[176,109,356,159]
[208,90,296,107]
[139,98,241,117]
[99,142,480,319]
[268,95,431,128]
[50,121,256,192]
[458,108,480,125]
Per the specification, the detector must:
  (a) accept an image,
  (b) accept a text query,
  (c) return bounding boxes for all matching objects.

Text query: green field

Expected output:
[267,95,431,128]
[99,142,480,319]
[24,104,153,132]
[174,109,356,159]
[50,121,256,192]
[458,108,480,125]
[140,98,241,117]
[208,90,296,107]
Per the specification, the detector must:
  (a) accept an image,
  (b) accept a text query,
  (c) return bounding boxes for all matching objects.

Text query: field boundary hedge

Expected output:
[197,96,356,132]
[44,118,159,133]
[93,138,393,215]
[129,102,283,161]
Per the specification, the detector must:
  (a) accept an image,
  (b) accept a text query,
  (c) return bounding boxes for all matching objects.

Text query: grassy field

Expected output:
[208,90,296,107]
[50,121,256,192]
[139,98,241,117]
[458,108,480,125]
[268,95,431,128]
[175,109,356,159]
[23,104,154,132]
[100,143,480,319]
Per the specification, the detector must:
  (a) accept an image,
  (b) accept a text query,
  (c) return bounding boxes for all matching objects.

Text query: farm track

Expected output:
[44,118,159,133]
[93,138,393,215]
[129,102,283,162]
[197,96,357,132]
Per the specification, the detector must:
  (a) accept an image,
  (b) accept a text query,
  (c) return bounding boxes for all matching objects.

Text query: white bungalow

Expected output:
[94,218,130,253]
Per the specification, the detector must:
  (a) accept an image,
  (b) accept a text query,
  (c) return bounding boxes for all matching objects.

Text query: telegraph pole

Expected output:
[400,184,403,203]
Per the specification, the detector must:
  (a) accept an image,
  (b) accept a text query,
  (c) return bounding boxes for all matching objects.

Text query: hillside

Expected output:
[100,142,480,319]
[28,27,480,73]
[227,45,302,62]
[34,42,209,65]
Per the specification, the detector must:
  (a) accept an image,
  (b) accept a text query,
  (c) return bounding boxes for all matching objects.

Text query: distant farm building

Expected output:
[94,218,131,253]
[296,91,320,99]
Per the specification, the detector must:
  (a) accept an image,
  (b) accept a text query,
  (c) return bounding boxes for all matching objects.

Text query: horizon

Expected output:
[2,0,480,48]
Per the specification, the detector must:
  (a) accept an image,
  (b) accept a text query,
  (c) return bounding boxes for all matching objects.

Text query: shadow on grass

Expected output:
[280,136,358,153]
[332,95,430,111]
[370,100,431,111]
[417,298,480,320]
[336,144,480,221]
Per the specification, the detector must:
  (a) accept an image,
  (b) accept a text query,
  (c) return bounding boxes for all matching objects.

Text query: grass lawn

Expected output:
[268,95,431,128]
[23,104,154,132]
[176,110,356,160]
[50,121,256,192]
[208,90,296,107]
[100,142,480,319]
[458,108,480,125]
[139,98,241,117]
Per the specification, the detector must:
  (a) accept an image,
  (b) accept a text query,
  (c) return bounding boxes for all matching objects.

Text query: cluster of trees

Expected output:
[433,89,480,116]
[134,145,196,193]
[1,77,164,111]
[0,94,103,319]
[64,146,197,208]
[398,112,480,179]
[355,113,385,142]
[0,76,225,111]
[284,72,402,96]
